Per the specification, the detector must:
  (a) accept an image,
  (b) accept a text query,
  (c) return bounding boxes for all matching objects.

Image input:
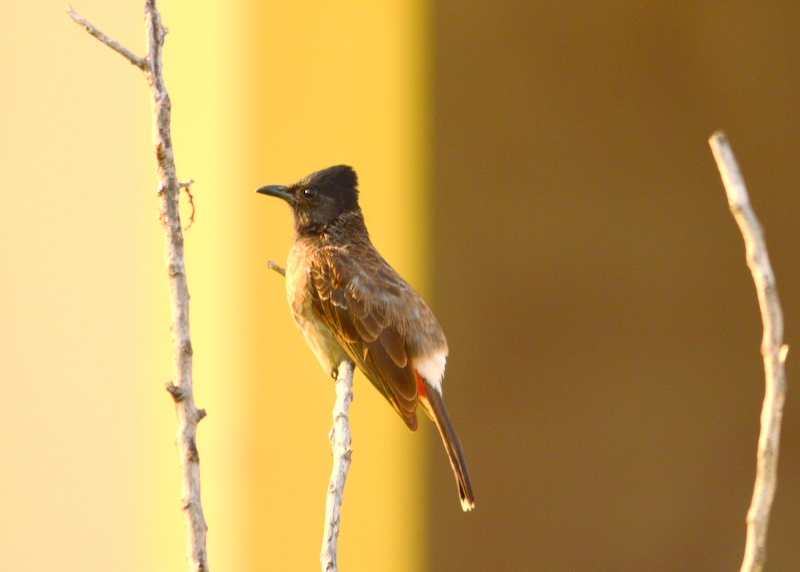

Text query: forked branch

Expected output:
[67,3,208,571]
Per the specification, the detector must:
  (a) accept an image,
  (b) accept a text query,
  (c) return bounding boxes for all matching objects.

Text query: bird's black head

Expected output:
[256,165,361,234]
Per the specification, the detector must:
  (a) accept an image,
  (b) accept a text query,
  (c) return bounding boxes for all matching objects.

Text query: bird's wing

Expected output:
[309,246,421,430]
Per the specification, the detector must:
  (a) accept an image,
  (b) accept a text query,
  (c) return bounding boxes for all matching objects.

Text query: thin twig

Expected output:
[266,260,286,276]
[181,180,196,230]
[68,3,208,572]
[66,5,148,70]
[321,360,355,572]
[709,131,789,572]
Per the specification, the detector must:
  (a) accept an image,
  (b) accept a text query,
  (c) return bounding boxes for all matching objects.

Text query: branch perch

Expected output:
[321,360,355,572]
[68,3,208,571]
[266,262,352,570]
[709,131,789,572]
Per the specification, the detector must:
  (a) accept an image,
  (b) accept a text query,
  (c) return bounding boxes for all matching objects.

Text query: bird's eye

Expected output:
[302,188,318,199]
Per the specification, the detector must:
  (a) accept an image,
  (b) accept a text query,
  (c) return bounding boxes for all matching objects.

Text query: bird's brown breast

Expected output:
[287,227,447,429]
[286,239,349,376]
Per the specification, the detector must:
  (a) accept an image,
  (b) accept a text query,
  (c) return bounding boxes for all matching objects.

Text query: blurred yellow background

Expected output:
[1,1,429,571]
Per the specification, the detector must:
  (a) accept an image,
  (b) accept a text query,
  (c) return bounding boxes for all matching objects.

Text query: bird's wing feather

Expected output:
[310,247,421,430]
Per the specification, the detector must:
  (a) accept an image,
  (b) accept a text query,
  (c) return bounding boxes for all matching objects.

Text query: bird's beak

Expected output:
[255,185,293,203]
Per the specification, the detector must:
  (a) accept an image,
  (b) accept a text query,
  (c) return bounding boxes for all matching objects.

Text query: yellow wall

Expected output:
[1,1,429,571]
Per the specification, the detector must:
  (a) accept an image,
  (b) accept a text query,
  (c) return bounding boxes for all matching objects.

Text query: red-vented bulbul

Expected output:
[256,165,474,511]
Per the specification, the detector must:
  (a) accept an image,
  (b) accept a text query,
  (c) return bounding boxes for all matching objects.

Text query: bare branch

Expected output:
[267,260,286,276]
[142,1,208,568]
[709,131,789,572]
[320,360,355,572]
[68,2,208,571]
[66,5,148,70]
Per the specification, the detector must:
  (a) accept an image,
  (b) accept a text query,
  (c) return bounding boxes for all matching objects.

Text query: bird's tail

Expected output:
[419,377,475,511]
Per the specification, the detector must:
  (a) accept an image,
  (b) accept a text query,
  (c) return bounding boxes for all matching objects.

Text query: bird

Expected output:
[256,165,474,511]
